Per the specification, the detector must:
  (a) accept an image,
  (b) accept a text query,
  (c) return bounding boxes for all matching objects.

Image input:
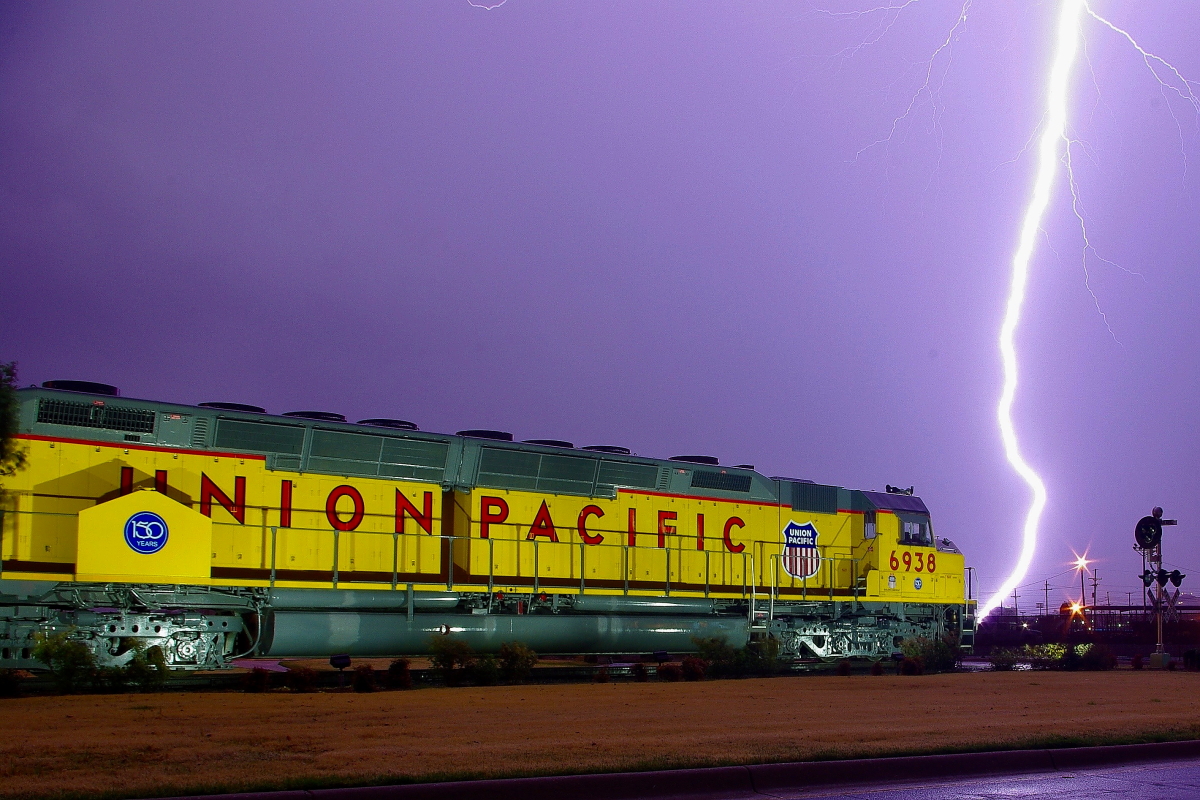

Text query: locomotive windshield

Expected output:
[898,512,933,546]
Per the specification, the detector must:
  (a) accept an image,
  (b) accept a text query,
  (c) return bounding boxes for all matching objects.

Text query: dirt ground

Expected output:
[4,670,1200,800]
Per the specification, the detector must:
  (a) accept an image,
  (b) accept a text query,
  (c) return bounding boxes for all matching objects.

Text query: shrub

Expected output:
[987,647,1018,671]
[352,664,376,692]
[94,666,129,692]
[657,663,683,682]
[680,657,708,681]
[0,669,24,697]
[124,644,169,692]
[287,666,320,693]
[1079,642,1117,671]
[632,662,649,682]
[1184,650,1200,671]
[1023,643,1066,670]
[1132,653,1144,670]
[869,660,884,676]
[746,637,781,675]
[1168,659,1178,671]
[835,660,852,676]
[31,631,96,693]
[429,637,474,685]
[593,666,609,683]
[386,658,412,690]
[901,636,959,674]
[242,667,272,692]
[466,654,500,686]
[497,642,538,683]
[898,657,924,676]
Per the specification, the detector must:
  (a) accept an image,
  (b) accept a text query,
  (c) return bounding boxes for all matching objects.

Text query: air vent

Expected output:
[732,464,755,470]
[583,445,631,455]
[670,455,720,466]
[523,439,574,448]
[42,380,119,396]
[793,482,838,515]
[199,402,266,413]
[191,417,209,447]
[283,411,346,422]
[456,429,513,441]
[691,471,752,493]
[358,418,419,430]
[36,398,155,434]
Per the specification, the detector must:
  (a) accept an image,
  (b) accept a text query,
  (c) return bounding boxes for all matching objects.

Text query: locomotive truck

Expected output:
[0,381,976,671]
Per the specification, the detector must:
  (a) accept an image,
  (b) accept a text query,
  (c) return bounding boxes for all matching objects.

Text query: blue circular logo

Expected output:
[913,577,924,590]
[124,511,169,554]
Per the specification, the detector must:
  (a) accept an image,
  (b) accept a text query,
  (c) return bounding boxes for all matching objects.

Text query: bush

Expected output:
[656,663,683,682]
[429,637,474,685]
[898,657,924,676]
[0,669,24,697]
[835,660,852,676]
[1022,643,1066,670]
[987,647,1018,671]
[94,666,129,692]
[386,658,412,690]
[593,666,609,683]
[870,660,884,676]
[32,631,96,693]
[901,636,959,674]
[692,635,781,678]
[632,662,649,682]
[1184,650,1200,671]
[497,642,538,683]
[286,665,319,692]
[242,667,272,692]
[1079,643,1117,671]
[1132,653,1144,670]
[680,657,708,681]
[352,664,376,692]
[466,654,500,686]
[124,644,169,692]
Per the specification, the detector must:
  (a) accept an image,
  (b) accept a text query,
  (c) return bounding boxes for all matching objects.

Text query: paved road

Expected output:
[776,758,1200,799]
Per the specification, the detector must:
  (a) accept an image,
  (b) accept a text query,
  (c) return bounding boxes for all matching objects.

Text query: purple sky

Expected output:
[3,1,1199,611]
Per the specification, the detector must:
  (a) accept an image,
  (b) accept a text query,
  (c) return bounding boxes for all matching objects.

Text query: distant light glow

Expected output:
[978,0,1084,621]
[1072,551,1091,573]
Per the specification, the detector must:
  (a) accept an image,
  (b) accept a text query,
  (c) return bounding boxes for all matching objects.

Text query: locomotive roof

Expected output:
[16,385,928,514]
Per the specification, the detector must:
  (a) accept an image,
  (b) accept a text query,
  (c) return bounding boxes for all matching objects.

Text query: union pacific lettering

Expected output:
[470,492,749,553]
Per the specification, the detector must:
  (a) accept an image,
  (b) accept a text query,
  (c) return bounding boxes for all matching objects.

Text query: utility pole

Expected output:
[1044,581,1050,616]
[1012,588,1020,623]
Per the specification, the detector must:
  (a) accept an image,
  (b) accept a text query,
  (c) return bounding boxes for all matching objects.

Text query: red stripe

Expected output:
[16,433,266,461]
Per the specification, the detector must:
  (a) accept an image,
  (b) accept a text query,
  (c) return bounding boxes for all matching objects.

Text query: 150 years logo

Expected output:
[124,511,169,554]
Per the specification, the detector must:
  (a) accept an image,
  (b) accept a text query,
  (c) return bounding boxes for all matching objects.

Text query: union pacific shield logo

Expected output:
[782,521,820,580]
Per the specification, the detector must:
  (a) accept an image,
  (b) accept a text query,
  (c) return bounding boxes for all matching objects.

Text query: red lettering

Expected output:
[627,508,638,546]
[527,500,559,542]
[658,511,676,548]
[395,490,434,534]
[723,516,745,553]
[155,470,167,495]
[200,473,246,524]
[326,485,365,531]
[120,466,133,496]
[480,496,509,539]
[696,513,705,550]
[577,505,604,545]
[280,480,293,528]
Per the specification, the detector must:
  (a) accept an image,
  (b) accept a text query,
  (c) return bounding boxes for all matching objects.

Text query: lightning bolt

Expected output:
[976,0,1084,621]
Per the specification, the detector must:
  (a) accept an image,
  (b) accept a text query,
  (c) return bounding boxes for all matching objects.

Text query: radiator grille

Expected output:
[37,398,156,434]
[690,470,752,493]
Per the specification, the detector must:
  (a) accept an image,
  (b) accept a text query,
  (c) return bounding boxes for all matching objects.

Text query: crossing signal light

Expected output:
[1141,570,1154,587]
[1169,570,1185,587]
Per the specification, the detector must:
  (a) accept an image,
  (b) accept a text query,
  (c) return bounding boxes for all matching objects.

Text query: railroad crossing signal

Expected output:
[1135,507,1181,666]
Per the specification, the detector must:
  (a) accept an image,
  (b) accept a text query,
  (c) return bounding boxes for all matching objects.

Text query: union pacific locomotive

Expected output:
[0,381,976,671]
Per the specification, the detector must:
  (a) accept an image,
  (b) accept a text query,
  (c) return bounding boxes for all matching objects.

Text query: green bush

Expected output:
[352,664,376,692]
[386,658,412,690]
[286,665,320,692]
[31,631,96,693]
[429,637,474,685]
[901,636,959,674]
[593,665,610,683]
[1022,643,1066,670]
[466,654,500,686]
[497,642,538,683]
[1078,642,1117,671]
[835,659,852,676]
[123,644,170,692]
[899,657,924,675]
[692,635,781,678]
[869,660,885,676]
[987,647,1018,671]
[632,662,649,682]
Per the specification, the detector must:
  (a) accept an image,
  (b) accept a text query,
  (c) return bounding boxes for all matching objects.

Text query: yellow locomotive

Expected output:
[0,381,975,669]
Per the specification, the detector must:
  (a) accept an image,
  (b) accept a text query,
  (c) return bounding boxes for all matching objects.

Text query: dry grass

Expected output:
[4,671,1200,800]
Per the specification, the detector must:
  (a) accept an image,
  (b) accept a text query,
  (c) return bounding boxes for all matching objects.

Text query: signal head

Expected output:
[1153,507,1164,519]
[1135,515,1163,549]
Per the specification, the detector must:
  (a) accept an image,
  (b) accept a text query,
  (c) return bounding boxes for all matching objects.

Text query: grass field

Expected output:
[4,670,1200,800]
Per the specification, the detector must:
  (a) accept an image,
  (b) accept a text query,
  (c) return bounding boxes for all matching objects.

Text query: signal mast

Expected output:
[1135,507,1184,668]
